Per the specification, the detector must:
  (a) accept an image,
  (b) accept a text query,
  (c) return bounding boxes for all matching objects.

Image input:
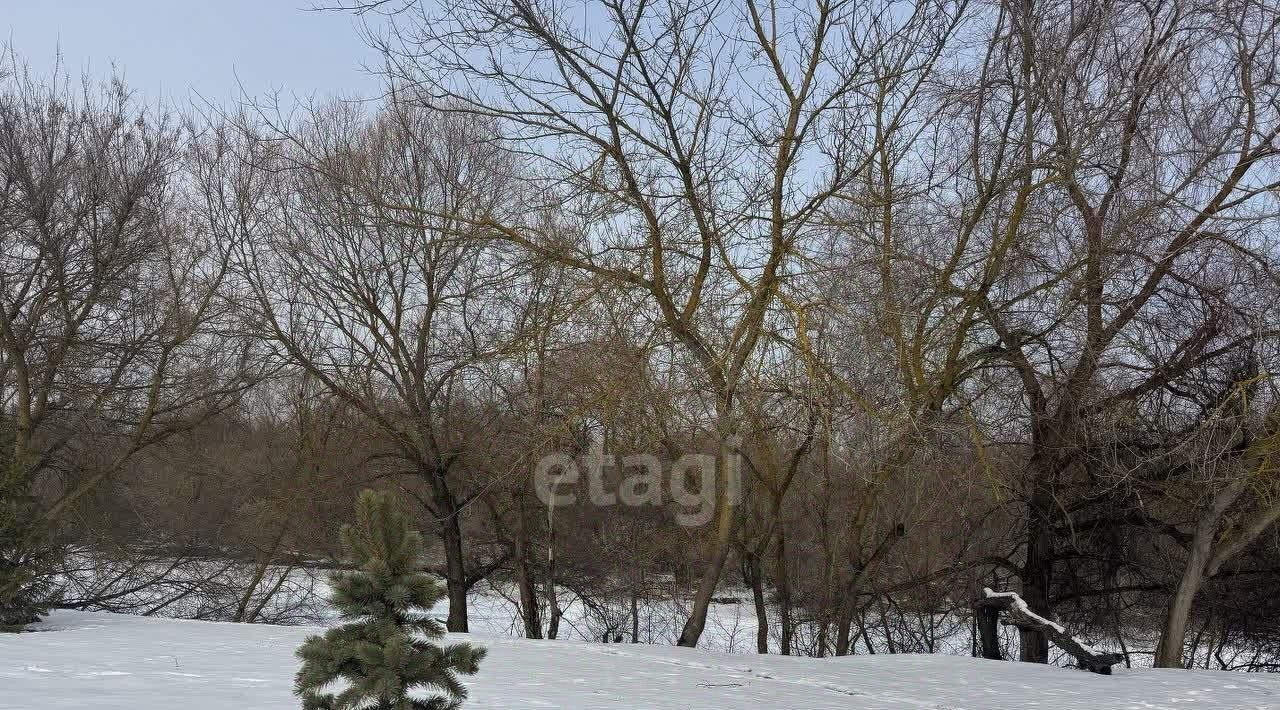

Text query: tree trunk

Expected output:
[835,563,876,656]
[742,547,769,654]
[676,436,739,647]
[834,591,855,656]
[774,528,793,655]
[630,580,640,643]
[545,495,561,640]
[1155,541,1213,667]
[976,602,1003,660]
[879,596,897,654]
[1019,490,1053,663]
[232,517,291,623]
[1153,479,1243,667]
[512,493,542,639]
[434,488,470,633]
[1156,468,1280,667]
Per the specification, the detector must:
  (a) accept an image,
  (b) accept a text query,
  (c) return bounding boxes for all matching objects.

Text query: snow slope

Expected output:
[3,611,1279,709]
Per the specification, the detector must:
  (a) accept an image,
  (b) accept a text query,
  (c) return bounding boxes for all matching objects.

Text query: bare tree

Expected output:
[344,0,967,647]
[966,0,1280,662]
[1152,381,1280,667]
[213,100,525,631]
[0,61,256,623]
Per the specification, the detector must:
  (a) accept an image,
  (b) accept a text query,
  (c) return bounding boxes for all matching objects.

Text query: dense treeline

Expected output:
[2,0,1280,670]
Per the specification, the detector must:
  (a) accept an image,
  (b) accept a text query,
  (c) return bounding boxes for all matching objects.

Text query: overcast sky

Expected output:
[4,1,383,104]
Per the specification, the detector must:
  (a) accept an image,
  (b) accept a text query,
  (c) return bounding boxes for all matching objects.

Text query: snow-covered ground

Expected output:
[4,611,1279,709]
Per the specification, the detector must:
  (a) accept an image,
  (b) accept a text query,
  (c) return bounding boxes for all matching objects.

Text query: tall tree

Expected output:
[971,0,1280,662]
[220,101,523,631]
[0,61,254,624]
[349,0,965,647]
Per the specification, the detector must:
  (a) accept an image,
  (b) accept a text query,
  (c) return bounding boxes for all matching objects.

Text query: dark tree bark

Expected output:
[774,529,793,656]
[433,483,470,633]
[512,493,542,639]
[741,546,769,654]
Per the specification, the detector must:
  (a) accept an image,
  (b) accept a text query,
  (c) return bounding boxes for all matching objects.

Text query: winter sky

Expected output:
[3,1,383,103]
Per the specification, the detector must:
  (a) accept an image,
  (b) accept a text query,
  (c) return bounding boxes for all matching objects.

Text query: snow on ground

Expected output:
[4,611,1280,709]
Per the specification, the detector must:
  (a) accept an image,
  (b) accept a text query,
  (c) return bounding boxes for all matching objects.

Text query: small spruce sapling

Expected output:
[295,489,485,709]
[0,452,63,632]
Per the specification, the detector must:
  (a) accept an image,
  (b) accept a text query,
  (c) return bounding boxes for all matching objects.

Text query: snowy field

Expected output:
[4,611,1280,710]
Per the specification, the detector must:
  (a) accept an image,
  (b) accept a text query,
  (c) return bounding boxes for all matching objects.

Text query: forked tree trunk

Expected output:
[1154,478,1244,668]
[1155,462,1280,667]
[1155,560,1207,669]
[232,513,293,623]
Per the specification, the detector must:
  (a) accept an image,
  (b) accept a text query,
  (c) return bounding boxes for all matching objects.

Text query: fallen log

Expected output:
[975,588,1123,674]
